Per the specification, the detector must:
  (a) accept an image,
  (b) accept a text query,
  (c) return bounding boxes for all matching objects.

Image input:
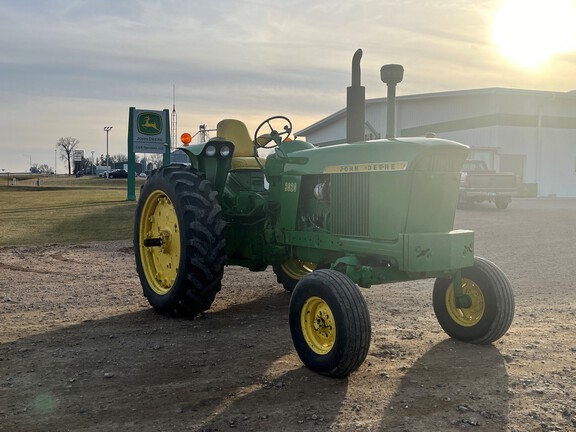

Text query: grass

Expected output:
[0,175,145,246]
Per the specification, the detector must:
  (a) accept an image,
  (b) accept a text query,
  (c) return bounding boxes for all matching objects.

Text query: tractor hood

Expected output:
[271,137,472,260]
[277,137,470,176]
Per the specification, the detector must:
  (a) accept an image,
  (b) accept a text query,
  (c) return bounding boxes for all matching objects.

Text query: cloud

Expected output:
[0,0,574,171]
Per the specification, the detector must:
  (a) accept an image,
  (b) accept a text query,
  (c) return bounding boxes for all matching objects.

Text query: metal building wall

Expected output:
[302,119,347,145]
[300,89,576,197]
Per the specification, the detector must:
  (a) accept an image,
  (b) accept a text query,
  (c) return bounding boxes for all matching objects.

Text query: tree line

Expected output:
[51,137,163,175]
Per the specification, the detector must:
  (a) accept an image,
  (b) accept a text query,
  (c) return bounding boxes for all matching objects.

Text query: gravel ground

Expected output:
[0,198,575,431]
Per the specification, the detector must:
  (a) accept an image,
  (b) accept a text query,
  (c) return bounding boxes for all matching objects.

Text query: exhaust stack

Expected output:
[346,49,366,143]
[380,64,404,139]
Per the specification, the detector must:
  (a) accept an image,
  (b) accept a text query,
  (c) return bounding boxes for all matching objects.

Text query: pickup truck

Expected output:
[459,159,517,209]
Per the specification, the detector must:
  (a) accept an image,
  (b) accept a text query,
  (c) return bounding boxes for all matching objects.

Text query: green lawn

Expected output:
[0,175,144,246]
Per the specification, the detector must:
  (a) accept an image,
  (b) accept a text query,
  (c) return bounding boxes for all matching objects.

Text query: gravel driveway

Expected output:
[1,198,575,431]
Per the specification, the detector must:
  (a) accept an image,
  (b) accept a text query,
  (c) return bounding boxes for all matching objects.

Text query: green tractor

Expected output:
[134,52,514,378]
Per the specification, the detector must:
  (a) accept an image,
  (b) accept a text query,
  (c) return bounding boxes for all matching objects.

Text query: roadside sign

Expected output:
[73,150,84,162]
[127,107,171,201]
[132,109,168,153]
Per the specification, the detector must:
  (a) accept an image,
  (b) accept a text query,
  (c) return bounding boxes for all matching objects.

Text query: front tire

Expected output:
[495,197,510,209]
[289,270,371,377]
[433,257,515,344]
[134,165,226,317]
[273,259,317,292]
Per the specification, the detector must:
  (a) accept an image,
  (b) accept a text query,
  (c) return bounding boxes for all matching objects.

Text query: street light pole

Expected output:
[104,126,113,168]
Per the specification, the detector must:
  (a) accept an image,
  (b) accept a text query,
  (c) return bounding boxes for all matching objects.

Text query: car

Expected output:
[138,172,147,178]
[99,170,111,178]
[107,169,128,179]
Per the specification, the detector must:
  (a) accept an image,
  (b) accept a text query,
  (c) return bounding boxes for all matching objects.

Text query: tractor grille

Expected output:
[330,173,369,237]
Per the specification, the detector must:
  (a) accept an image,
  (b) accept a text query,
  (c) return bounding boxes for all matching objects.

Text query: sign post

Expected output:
[73,150,84,175]
[127,107,171,201]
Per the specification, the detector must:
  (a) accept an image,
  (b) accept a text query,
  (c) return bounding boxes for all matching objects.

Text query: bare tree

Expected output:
[56,137,80,175]
[111,154,128,163]
[147,154,164,169]
[29,163,51,174]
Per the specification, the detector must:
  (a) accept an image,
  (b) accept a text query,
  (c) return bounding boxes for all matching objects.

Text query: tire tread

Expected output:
[134,165,225,318]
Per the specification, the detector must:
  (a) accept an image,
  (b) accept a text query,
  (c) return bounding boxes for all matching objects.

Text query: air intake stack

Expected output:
[380,64,404,139]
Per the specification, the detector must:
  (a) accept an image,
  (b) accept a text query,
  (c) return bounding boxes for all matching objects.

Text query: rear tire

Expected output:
[134,165,226,317]
[289,269,371,377]
[433,257,514,344]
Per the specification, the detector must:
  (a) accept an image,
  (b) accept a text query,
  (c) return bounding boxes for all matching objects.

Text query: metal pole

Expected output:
[380,64,404,139]
[104,126,113,168]
[386,83,397,139]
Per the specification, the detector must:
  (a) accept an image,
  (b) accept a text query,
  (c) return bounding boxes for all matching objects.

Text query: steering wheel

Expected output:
[253,116,293,149]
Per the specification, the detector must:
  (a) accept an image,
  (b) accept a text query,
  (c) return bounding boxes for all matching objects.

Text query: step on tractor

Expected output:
[134,50,515,378]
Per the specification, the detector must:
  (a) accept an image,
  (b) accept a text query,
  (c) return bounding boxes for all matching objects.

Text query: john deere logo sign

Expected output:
[137,112,163,135]
[131,109,168,153]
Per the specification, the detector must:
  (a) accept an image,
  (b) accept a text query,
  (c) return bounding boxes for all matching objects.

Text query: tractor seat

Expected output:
[215,119,264,170]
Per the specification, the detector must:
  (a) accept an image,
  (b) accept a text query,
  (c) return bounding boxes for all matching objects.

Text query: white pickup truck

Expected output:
[459,160,518,209]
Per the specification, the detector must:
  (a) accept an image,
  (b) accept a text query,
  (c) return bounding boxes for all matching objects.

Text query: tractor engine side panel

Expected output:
[276,139,472,272]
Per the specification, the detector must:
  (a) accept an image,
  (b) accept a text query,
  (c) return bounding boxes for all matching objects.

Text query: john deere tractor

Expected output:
[134,51,514,378]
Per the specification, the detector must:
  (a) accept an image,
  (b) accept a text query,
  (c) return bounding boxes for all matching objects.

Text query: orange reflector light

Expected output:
[181,133,192,145]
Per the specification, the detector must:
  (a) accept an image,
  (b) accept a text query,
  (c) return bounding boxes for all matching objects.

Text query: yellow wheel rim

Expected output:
[301,296,336,355]
[139,190,181,295]
[282,259,317,280]
[445,278,485,327]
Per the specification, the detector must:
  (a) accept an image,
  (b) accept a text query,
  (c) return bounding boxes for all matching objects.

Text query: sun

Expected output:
[493,0,576,68]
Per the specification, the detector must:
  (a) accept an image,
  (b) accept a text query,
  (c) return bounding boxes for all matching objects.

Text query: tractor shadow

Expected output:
[1,290,348,431]
[376,339,510,431]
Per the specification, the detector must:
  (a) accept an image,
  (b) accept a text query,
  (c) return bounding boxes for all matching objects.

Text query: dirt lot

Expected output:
[1,198,575,432]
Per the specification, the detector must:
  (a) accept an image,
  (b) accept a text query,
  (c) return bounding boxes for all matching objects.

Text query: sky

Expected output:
[1,0,575,173]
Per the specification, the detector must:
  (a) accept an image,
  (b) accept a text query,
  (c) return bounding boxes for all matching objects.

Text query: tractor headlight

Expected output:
[205,145,217,157]
[220,145,231,157]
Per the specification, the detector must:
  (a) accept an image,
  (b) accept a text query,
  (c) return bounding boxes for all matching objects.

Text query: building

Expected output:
[296,88,576,197]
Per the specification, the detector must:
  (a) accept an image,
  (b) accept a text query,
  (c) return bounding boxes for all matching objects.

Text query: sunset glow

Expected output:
[493,0,576,68]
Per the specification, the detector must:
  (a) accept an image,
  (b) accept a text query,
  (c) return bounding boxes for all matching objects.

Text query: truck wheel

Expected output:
[273,259,317,292]
[433,257,514,344]
[289,269,371,377]
[134,165,226,317]
[495,197,510,209]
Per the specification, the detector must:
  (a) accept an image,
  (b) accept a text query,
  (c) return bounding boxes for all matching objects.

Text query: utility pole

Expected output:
[104,126,113,168]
